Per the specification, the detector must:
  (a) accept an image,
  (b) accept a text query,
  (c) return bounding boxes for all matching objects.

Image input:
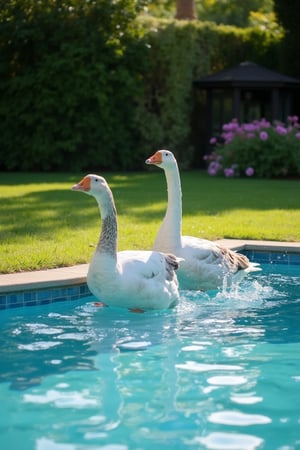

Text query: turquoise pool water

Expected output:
[0,262,299,450]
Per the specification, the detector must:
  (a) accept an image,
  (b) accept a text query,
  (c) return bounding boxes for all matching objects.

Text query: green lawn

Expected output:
[1,171,299,273]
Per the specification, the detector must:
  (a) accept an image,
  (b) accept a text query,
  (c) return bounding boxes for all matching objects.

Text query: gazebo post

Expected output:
[271,88,280,121]
[207,89,213,138]
[233,87,240,119]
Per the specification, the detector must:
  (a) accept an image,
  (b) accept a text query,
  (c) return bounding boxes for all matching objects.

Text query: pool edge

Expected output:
[0,240,299,309]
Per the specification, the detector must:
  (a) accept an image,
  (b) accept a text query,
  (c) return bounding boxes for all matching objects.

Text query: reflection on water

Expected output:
[0,264,299,449]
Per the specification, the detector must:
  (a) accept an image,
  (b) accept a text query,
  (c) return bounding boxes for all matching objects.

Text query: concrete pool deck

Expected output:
[0,239,299,295]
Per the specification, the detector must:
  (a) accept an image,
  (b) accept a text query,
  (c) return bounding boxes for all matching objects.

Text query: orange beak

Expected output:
[72,176,91,192]
[145,151,163,165]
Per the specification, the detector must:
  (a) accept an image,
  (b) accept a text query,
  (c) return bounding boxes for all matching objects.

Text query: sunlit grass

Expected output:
[0,171,299,273]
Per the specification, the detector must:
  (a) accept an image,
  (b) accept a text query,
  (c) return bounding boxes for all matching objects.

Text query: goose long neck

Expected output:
[95,191,118,259]
[154,162,182,250]
[165,164,182,227]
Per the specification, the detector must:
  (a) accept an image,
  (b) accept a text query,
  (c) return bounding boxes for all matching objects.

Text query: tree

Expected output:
[197,0,273,27]
[273,0,300,76]
[175,0,196,20]
[146,0,175,18]
[148,0,274,27]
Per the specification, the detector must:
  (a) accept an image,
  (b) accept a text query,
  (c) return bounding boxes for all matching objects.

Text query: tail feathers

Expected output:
[164,253,180,281]
[245,262,261,273]
[217,245,250,271]
[235,253,252,270]
[216,244,261,274]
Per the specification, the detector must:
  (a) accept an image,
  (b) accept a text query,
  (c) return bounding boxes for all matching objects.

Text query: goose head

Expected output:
[72,174,115,217]
[72,174,108,197]
[146,149,177,170]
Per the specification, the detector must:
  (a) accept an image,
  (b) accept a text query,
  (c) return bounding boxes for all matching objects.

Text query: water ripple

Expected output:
[208,410,271,425]
[190,431,264,449]
[176,361,243,373]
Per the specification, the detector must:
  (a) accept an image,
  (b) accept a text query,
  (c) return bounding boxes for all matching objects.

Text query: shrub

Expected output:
[205,117,300,178]
[0,0,148,171]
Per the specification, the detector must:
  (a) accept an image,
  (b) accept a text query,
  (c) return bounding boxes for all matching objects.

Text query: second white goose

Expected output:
[146,150,260,290]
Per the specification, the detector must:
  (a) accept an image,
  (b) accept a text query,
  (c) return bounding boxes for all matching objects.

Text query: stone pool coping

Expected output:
[1,239,299,295]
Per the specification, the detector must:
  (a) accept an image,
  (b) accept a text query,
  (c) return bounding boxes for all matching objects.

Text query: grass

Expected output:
[1,171,300,273]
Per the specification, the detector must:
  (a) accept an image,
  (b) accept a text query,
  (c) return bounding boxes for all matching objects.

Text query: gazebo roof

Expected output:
[194,61,300,88]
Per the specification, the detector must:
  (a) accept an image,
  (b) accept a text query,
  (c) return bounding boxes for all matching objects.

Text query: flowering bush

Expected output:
[204,117,300,178]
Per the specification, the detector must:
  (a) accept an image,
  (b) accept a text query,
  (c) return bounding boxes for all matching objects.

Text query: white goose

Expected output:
[145,150,261,290]
[72,174,180,310]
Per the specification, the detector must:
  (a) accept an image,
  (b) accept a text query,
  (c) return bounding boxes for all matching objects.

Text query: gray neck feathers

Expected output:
[95,192,118,258]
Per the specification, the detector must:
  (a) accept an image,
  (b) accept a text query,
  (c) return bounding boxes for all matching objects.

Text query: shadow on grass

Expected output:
[1,171,299,241]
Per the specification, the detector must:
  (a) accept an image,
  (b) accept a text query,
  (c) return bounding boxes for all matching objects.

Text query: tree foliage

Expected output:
[147,0,275,27]
[0,0,148,170]
[197,0,273,27]
[273,0,300,76]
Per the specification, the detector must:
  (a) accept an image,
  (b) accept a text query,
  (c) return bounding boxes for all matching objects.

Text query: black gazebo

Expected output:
[194,61,300,155]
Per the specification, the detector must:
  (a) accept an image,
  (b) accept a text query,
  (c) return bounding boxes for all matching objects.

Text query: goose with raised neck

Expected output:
[72,174,180,310]
[146,150,261,290]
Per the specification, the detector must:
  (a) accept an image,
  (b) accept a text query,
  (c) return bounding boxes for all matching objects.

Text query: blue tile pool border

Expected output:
[242,250,300,265]
[0,284,91,310]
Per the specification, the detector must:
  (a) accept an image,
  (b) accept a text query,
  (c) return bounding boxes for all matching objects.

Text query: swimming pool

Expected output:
[0,260,299,450]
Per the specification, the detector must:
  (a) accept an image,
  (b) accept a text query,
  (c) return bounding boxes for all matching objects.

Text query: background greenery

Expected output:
[149,0,275,28]
[0,0,284,172]
[1,172,299,273]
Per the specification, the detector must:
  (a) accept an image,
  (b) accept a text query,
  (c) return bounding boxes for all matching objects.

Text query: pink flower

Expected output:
[243,123,257,133]
[259,118,271,128]
[296,132,300,139]
[208,161,222,176]
[222,131,234,144]
[276,125,287,135]
[288,115,299,123]
[245,167,254,177]
[224,167,235,177]
[260,131,268,141]
[223,120,239,132]
[209,137,217,145]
